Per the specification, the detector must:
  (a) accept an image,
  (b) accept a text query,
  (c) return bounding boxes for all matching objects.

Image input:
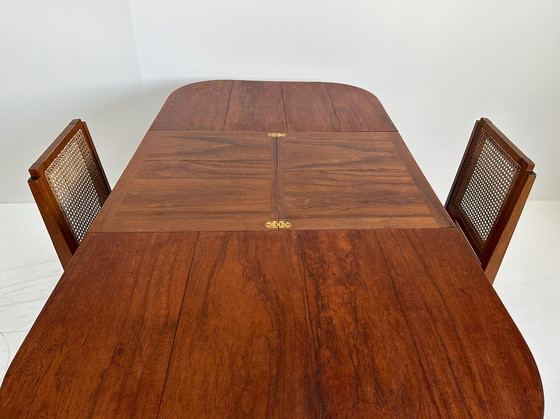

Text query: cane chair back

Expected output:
[445,118,535,283]
[28,119,111,269]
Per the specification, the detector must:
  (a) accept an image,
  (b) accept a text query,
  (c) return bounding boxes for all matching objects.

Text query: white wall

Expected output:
[0,0,149,202]
[2,0,559,202]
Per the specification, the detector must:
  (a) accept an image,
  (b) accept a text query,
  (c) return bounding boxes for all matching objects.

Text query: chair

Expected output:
[28,119,111,269]
[445,117,536,283]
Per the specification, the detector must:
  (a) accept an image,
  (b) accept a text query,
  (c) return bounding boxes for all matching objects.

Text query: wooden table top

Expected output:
[0,81,543,418]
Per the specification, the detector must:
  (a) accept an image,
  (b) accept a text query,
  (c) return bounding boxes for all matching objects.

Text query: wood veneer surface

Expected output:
[151,80,396,132]
[91,131,452,232]
[91,131,278,232]
[0,230,543,417]
[0,232,198,418]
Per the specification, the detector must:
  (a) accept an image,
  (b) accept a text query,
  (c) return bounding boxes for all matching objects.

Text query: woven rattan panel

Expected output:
[452,128,521,251]
[45,129,109,243]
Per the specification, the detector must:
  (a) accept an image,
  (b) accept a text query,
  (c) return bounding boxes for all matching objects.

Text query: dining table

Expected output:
[0,80,544,417]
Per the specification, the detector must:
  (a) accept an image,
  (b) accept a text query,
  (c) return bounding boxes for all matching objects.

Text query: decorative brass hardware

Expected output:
[267,132,286,138]
[265,220,292,229]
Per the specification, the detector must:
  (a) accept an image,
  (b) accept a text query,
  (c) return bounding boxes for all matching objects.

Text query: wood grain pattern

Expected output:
[390,132,454,228]
[279,132,399,171]
[281,170,438,229]
[0,232,198,418]
[92,131,451,232]
[99,161,274,231]
[92,131,277,232]
[324,82,396,132]
[282,82,397,132]
[278,132,452,229]
[223,80,287,131]
[151,80,233,130]
[282,82,341,132]
[158,231,319,417]
[378,229,543,418]
[139,130,274,161]
[298,229,434,417]
[150,81,397,133]
[0,229,543,417]
[298,228,543,417]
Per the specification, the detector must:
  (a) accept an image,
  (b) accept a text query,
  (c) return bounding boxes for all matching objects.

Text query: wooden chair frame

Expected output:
[445,117,536,283]
[28,119,111,269]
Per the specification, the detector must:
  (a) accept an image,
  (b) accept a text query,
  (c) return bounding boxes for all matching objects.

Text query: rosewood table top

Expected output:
[0,81,543,418]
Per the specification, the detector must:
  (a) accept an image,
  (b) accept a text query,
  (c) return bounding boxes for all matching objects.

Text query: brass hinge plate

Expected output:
[267,132,286,138]
[265,220,292,229]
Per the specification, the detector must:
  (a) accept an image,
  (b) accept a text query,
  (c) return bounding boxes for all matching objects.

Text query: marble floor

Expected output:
[1,202,559,416]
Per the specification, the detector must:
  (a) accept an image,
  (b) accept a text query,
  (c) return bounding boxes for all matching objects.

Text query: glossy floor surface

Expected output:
[1,202,559,417]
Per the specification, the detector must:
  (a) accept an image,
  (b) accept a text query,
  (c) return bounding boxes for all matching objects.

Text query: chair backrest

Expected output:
[445,118,536,283]
[28,119,111,269]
